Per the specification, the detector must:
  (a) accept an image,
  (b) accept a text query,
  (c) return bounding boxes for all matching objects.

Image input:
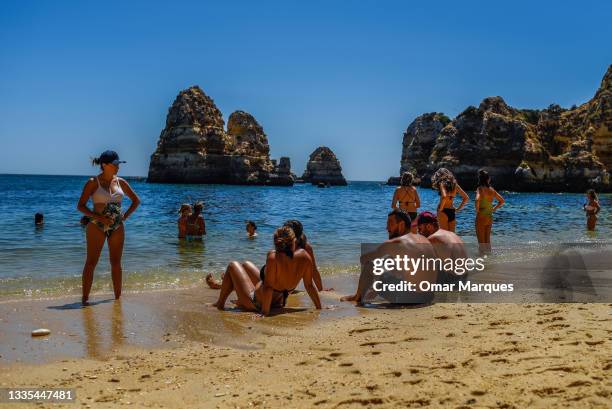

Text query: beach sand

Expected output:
[1,275,611,409]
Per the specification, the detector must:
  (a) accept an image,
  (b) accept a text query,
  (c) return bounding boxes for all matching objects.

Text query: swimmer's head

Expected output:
[34,212,44,226]
[387,209,411,239]
[416,211,438,237]
[274,226,296,258]
[246,220,257,236]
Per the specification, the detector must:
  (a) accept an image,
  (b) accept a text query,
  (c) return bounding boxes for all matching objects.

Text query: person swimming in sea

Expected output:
[391,171,420,233]
[584,189,601,231]
[34,212,44,226]
[212,226,321,316]
[77,150,140,305]
[474,170,505,253]
[431,168,468,232]
[177,203,192,239]
[246,220,257,238]
[185,201,205,241]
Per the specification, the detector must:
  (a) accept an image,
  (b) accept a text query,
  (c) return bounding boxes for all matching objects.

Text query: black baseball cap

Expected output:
[99,150,126,166]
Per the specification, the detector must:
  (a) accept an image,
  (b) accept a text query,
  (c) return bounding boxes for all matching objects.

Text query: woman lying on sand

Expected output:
[212,226,321,316]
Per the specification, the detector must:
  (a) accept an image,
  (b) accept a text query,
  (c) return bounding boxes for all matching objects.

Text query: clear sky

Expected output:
[1,0,610,180]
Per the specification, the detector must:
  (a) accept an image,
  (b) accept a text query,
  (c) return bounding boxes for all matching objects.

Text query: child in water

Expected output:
[583,189,601,231]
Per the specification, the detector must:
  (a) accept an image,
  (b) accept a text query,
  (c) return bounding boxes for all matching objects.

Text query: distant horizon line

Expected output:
[0,173,385,183]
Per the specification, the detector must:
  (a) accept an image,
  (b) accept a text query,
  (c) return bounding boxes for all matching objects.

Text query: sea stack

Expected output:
[389,65,612,192]
[301,146,347,186]
[147,86,293,185]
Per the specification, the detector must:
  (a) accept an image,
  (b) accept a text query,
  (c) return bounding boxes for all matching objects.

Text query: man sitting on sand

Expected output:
[341,209,437,305]
[416,211,467,286]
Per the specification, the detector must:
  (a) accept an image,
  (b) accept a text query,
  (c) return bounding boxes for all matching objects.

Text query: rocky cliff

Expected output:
[301,146,347,186]
[389,65,611,192]
[147,86,293,185]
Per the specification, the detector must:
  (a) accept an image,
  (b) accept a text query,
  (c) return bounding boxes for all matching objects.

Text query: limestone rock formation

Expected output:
[389,66,611,192]
[147,86,293,185]
[387,112,450,185]
[302,147,347,186]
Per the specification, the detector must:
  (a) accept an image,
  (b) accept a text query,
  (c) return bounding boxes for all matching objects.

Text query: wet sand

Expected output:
[1,271,611,408]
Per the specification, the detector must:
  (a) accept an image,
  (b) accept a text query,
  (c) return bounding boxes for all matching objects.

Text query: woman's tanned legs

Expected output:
[214,261,257,311]
[107,224,125,300]
[82,223,106,304]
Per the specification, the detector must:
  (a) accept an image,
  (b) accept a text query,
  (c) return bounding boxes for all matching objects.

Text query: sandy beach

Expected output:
[1,274,611,409]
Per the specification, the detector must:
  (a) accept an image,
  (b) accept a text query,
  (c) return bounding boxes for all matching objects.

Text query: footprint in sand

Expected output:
[348,327,389,334]
[359,340,397,347]
[567,380,592,387]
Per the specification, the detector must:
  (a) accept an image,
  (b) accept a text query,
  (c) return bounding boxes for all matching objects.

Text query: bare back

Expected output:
[263,249,313,291]
[393,186,419,212]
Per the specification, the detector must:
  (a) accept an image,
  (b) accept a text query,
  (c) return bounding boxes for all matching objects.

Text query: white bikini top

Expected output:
[92,176,124,205]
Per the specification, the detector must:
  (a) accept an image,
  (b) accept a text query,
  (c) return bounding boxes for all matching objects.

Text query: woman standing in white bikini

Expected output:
[77,151,140,305]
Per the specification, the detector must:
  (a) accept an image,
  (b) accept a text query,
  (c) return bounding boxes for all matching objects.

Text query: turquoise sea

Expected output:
[0,174,609,299]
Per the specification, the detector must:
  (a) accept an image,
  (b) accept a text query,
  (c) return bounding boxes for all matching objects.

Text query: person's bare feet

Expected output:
[340,294,359,302]
[211,300,224,310]
[205,273,222,289]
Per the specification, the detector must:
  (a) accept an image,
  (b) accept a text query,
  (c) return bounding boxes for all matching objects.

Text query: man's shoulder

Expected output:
[432,229,464,243]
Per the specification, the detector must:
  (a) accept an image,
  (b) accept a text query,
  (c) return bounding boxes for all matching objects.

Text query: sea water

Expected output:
[0,174,609,299]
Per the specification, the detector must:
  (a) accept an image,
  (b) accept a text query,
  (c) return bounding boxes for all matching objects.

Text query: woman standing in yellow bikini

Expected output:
[77,151,140,305]
[475,169,505,252]
[391,172,420,232]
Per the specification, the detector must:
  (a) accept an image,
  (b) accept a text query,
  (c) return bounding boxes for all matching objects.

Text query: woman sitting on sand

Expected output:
[475,170,505,252]
[177,204,192,239]
[77,150,140,305]
[431,168,468,232]
[391,171,420,232]
[213,226,321,316]
[584,189,601,231]
[283,219,332,292]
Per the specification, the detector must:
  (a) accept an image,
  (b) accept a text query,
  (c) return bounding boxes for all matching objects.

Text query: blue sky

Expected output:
[0,0,610,180]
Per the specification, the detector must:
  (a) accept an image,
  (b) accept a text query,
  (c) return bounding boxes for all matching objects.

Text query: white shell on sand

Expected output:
[31,328,51,337]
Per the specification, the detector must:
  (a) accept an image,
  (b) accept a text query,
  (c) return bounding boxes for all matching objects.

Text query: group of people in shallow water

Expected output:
[74,150,604,315]
[392,169,506,252]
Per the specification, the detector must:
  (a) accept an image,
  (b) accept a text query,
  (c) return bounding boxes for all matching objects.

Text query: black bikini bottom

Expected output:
[408,212,418,222]
[441,208,456,223]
